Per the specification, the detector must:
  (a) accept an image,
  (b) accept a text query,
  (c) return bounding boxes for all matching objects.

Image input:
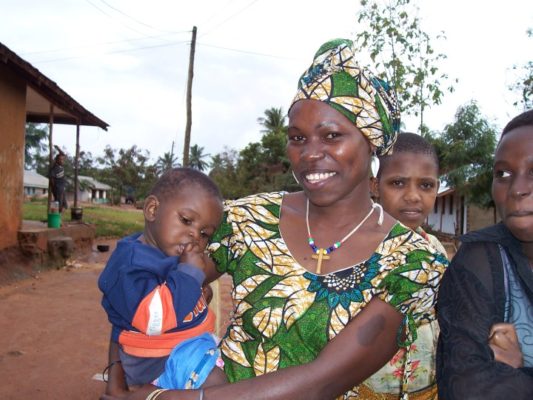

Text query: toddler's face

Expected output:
[374,152,439,230]
[492,126,533,242]
[149,185,223,257]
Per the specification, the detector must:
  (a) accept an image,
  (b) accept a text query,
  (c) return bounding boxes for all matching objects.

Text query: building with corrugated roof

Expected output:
[0,41,108,250]
[23,170,49,198]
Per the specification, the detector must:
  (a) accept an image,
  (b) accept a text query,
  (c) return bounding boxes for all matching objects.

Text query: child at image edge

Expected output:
[371,132,448,258]
[98,167,227,392]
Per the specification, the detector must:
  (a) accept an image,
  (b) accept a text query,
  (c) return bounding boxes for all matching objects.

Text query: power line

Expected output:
[20,31,190,57]
[85,0,151,36]
[33,39,189,64]
[30,1,270,63]
[199,0,261,38]
[198,42,295,60]
[25,38,292,65]
[97,0,159,31]
[197,0,237,27]
[96,0,185,34]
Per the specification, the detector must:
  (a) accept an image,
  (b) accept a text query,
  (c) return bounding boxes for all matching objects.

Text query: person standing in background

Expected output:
[49,152,68,212]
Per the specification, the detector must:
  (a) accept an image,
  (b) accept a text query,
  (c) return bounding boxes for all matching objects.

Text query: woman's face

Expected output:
[287,99,372,206]
[492,125,533,242]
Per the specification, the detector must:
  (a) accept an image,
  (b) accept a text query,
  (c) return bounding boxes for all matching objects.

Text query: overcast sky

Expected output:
[1,0,531,164]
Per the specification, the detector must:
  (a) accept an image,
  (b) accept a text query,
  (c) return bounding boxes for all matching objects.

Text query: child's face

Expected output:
[373,152,439,230]
[145,184,223,257]
[492,126,533,242]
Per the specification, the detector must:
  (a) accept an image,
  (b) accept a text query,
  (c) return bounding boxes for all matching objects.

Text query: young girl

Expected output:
[371,132,447,257]
[437,109,533,399]
[370,132,446,398]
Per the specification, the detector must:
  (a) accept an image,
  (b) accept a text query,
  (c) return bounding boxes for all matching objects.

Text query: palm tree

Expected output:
[156,152,179,174]
[155,141,179,175]
[189,144,209,171]
[257,107,287,135]
[256,107,289,167]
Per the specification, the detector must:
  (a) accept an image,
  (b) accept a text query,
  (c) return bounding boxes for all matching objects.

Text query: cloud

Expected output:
[2,0,531,164]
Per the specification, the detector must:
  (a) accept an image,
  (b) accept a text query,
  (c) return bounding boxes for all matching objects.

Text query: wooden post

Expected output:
[182,26,197,167]
[47,104,54,213]
[74,123,80,209]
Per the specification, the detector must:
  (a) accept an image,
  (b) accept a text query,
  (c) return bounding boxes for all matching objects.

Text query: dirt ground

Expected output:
[0,232,456,400]
[0,238,118,400]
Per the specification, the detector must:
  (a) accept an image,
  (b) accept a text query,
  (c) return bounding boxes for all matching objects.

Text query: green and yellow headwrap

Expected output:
[291,38,400,156]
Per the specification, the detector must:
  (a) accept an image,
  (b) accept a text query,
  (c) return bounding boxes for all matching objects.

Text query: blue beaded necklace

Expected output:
[305,198,382,274]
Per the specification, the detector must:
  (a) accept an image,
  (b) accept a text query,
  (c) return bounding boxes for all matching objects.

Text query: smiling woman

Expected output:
[102,38,448,400]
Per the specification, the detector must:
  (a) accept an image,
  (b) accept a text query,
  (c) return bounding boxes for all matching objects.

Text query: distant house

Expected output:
[23,170,48,198]
[67,175,111,204]
[426,184,496,238]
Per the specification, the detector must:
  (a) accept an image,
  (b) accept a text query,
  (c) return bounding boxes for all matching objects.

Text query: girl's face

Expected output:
[492,125,533,242]
[373,152,439,230]
[287,99,372,206]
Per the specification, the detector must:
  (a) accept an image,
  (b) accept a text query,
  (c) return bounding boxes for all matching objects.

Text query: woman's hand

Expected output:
[489,323,523,368]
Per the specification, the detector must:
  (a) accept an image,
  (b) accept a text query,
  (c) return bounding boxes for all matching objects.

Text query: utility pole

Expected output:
[169,140,175,167]
[182,26,197,167]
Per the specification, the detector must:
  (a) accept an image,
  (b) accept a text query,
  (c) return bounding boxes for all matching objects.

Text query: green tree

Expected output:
[156,151,180,175]
[209,148,241,199]
[231,107,294,196]
[426,101,497,209]
[78,151,97,176]
[189,144,209,171]
[509,28,533,110]
[156,142,180,175]
[24,123,48,169]
[209,107,294,198]
[257,107,287,135]
[33,152,50,177]
[258,107,289,166]
[97,145,157,204]
[237,142,266,193]
[354,0,455,133]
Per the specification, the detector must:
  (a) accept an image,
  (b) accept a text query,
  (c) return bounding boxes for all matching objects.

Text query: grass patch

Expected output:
[23,202,144,238]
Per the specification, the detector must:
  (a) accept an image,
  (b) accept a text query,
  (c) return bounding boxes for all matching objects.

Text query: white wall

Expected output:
[427,195,457,235]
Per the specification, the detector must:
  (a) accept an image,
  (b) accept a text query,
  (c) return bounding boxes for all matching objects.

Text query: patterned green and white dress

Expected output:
[208,192,448,399]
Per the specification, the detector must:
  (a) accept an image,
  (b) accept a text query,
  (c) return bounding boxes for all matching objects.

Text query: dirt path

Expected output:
[0,234,455,400]
[0,240,117,400]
